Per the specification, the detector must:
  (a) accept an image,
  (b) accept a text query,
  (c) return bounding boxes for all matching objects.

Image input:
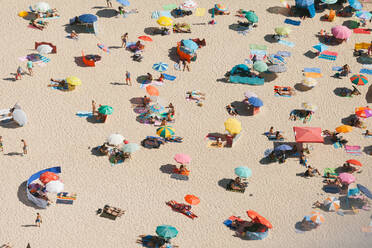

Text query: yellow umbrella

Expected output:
[335,125,352,133]
[157,16,173,26]
[224,118,242,135]
[275,26,291,36]
[66,76,82,86]
[18,11,28,17]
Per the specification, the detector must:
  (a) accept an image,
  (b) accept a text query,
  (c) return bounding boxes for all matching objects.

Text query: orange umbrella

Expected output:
[138,35,153,42]
[146,85,159,96]
[346,159,362,166]
[184,195,200,205]
[335,125,352,133]
[39,171,59,184]
[246,210,273,229]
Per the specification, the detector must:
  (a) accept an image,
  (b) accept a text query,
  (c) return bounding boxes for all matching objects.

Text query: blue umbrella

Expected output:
[117,0,130,6]
[234,166,252,178]
[356,11,372,20]
[313,43,328,52]
[248,97,263,107]
[79,14,98,23]
[348,0,362,10]
[152,62,168,72]
[357,184,372,199]
[181,39,198,53]
[275,144,292,151]
[295,0,314,7]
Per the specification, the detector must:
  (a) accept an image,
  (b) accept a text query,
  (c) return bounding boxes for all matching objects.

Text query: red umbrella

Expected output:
[146,85,159,96]
[346,159,362,166]
[293,127,324,143]
[138,36,153,42]
[184,194,200,205]
[246,210,273,229]
[39,171,59,184]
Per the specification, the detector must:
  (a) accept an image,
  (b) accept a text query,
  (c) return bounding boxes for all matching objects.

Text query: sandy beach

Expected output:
[0,0,372,247]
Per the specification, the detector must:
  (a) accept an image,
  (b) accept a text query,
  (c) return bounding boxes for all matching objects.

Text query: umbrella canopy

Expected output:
[98,105,113,115]
[117,0,130,6]
[302,77,317,87]
[34,2,51,13]
[244,91,257,98]
[245,11,258,23]
[157,16,173,26]
[338,173,356,184]
[39,171,59,184]
[295,0,314,7]
[321,0,337,3]
[275,26,291,36]
[234,166,252,178]
[122,143,140,153]
[324,197,340,212]
[253,61,268,72]
[302,102,317,112]
[184,194,200,205]
[45,180,64,193]
[156,225,179,239]
[174,153,191,165]
[215,3,227,11]
[335,125,352,133]
[152,62,168,72]
[356,10,372,20]
[12,109,27,126]
[308,211,325,224]
[181,39,199,52]
[350,74,368,86]
[248,97,263,107]
[331,25,352,40]
[146,85,159,96]
[79,14,98,24]
[355,107,372,118]
[246,210,273,229]
[107,133,124,146]
[181,0,197,9]
[156,125,175,138]
[149,103,165,114]
[224,118,242,135]
[357,184,372,199]
[138,35,152,42]
[313,43,328,52]
[36,44,53,54]
[275,144,292,151]
[268,64,286,73]
[66,76,82,86]
[349,0,362,10]
[346,159,362,166]
[293,127,324,143]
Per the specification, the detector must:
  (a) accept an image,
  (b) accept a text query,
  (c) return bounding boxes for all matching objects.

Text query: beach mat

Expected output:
[362,64,372,69]
[353,28,371,34]
[195,8,206,16]
[360,69,372,75]
[304,68,321,73]
[250,44,267,50]
[284,18,301,26]
[304,72,323,78]
[162,4,177,10]
[275,93,292,97]
[76,111,93,117]
[163,73,176,81]
[277,51,291,57]
[278,40,295,47]
[56,199,73,205]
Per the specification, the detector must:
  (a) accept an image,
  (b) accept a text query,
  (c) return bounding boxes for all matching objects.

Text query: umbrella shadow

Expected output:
[96,9,118,18]
[303,50,317,59]
[4,152,23,156]
[260,72,277,82]
[159,164,177,174]
[86,116,102,124]
[264,34,277,44]
[136,75,148,85]
[315,34,340,46]
[333,87,351,97]
[91,146,106,156]
[130,97,144,106]
[266,6,290,16]
[366,85,372,103]
[133,106,147,114]
[294,221,307,232]
[259,157,275,165]
[144,27,156,36]
[217,77,229,83]
[342,20,360,29]
[2,77,16,82]
[64,24,92,34]
[228,24,248,32]
[110,82,126,86]
[356,55,372,65]
[217,178,231,190]
[108,46,122,49]
[74,57,88,67]
[17,181,44,209]
[341,114,355,125]
[168,47,179,63]
[363,145,372,155]
[294,83,311,92]
[91,6,105,9]
[231,101,252,116]
[22,12,38,21]
[0,119,19,129]
[323,136,335,145]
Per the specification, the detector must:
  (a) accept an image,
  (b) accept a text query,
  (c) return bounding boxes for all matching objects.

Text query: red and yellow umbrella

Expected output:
[184,195,200,205]
[350,74,368,86]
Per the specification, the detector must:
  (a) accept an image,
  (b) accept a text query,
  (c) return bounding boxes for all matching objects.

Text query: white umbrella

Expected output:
[107,133,125,146]
[302,102,317,112]
[302,78,317,88]
[37,44,53,54]
[12,109,27,126]
[45,180,64,193]
[244,91,257,98]
[34,2,51,13]
[181,0,197,9]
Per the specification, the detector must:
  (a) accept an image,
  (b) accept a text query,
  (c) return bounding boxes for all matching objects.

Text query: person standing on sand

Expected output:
[121,33,128,48]
[106,0,112,7]
[27,60,33,76]
[35,213,42,227]
[16,66,23,80]
[126,71,132,86]
[0,136,3,152]
[21,139,27,156]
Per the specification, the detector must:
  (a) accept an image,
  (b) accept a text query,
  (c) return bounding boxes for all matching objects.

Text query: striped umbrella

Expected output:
[268,54,286,64]
[152,62,168,72]
[355,107,372,118]
[350,74,368,86]
[149,103,164,114]
[308,211,325,225]
[156,125,175,138]
[323,197,340,212]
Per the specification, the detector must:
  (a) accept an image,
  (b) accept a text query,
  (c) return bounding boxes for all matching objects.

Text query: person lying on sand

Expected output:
[70,30,78,39]
[230,177,246,190]
[268,126,274,135]
[48,78,67,88]
[98,143,109,155]
[342,162,359,173]
[304,166,321,177]
[29,19,45,30]
[226,104,238,116]
[326,177,341,186]
[275,131,284,140]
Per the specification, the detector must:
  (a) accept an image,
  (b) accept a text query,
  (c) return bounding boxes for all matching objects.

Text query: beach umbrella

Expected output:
[122,143,140,153]
[181,0,198,10]
[357,184,372,199]
[293,127,324,143]
[156,125,175,138]
[45,180,64,193]
[12,109,27,126]
[331,25,352,40]
[156,225,178,239]
[338,173,356,184]
[355,107,372,118]
[19,11,29,17]
[302,102,317,112]
[174,153,191,165]
[244,91,257,98]
[152,62,168,72]
[350,74,368,86]
[36,44,52,54]
[275,26,291,36]
[313,43,328,52]
[248,97,263,107]
[224,118,242,135]
[245,11,258,23]
[275,144,292,151]
[264,148,274,157]
[215,3,227,11]
[107,133,124,146]
[157,16,173,26]
[308,211,325,224]
[349,0,362,10]
[246,210,273,229]
[149,103,164,114]
[346,159,362,166]
[184,194,200,205]
[138,36,152,42]
[356,11,372,20]
[253,61,268,72]
[323,197,340,212]
[117,0,130,6]
[321,0,337,3]
[79,14,98,23]
[268,64,287,73]
[295,0,314,7]
[302,77,317,88]
[146,85,159,96]
[234,166,252,178]
[98,105,113,115]
[34,2,51,13]
[268,54,286,64]
[335,125,352,133]
[66,76,82,86]
[39,171,59,185]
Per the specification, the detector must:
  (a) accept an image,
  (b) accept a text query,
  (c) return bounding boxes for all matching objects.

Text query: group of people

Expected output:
[91,100,108,122]
[289,110,312,124]
[29,8,59,31]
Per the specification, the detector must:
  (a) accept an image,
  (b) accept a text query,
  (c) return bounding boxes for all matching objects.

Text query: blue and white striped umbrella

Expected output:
[152,62,168,72]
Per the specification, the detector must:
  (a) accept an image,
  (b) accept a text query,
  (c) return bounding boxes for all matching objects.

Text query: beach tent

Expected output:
[293,127,324,143]
[295,0,316,18]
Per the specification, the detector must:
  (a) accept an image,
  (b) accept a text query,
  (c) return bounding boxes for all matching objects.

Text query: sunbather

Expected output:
[226,104,238,116]
[230,177,246,190]
[326,177,341,186]
[98,143,109,155]
[48,78,67,88]
[342,162,359,173]
[143,95,150,107]
[29,19,44,30]
[303,111,312,124]
[167,200,197,219]
[304,166,321,177]
[70,30,78,39]
[268,126,274,135]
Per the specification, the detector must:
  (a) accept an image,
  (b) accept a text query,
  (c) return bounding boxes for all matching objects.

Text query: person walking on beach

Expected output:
[16,66,23,80]
[21,139,27,156]
[121,33,128,48]
[35,213,42,227]
[126,71,132,86]
[27,60,33,76]
[0,136,3,152]
[106,0,112,8]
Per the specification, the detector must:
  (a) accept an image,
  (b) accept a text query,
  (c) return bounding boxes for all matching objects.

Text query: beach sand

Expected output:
[0,0,371,247]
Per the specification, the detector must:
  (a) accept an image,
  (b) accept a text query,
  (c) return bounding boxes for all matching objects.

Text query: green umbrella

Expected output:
[121,143,140,153]
[156,225,179,239]
[98,105,113,115]
[253,61,268,72]
[245,11,258,23]
[275,26,291,36]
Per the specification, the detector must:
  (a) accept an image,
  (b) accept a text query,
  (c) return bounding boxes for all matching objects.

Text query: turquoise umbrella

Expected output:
[98,105,113,115]
[122,143,140,153]
[245,11,258,23]
[156,225,179,239]
[253,61,268,72]
[313,43,328,52]
[234,166,252,178]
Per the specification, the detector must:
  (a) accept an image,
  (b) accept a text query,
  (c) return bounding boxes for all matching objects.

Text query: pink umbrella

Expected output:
[174,153,191,165]
[331,25,352,40]
[338,173,356,185]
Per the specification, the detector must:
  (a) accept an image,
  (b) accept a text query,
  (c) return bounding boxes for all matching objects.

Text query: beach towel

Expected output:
[76,111,93,117]
[28,24,42,30]
[353,28,371,34]
[324,168,338,177]
[50,80,68,90]
[162,4,178,10]
[162,73,176,81]
[278,40,295,47]
[360,69,372,75]
[319,52,337,61]
[42,16,60,20]
[277,51,291,57]
[140,80,164,88]
[304,68,321,73]
[250,44,267,50]
[195,8,206,16]
[275,93,292,97]
[362,64,372,69]
[37,55,50,63]
[345,145,362,155]
[284,18,301,26]
[332,66,343,71]
[207,141,223,148]
[304,72,323,78]
[56,199,73,204]
[250,50,267,61]
[322,51,338,56]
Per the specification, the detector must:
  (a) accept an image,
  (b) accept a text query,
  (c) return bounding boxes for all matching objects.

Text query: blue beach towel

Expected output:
[162,73,176,81]
[275,93,292,97]
[360,69,372,75]
[278,40,295,47]
[319,54,336,61]
[304,68,321,73]
[76,111,93,117]
[332,66,342,71]
[284,18,301,26]
[277,51,291,57]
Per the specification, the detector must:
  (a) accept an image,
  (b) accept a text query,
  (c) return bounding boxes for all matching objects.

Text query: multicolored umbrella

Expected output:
[117,0,130,6]
[323,197,340,212]
[275,144,292,151]
[184,194,200,205]
[275,26,291,36]
[335,125,352,133]
[146,85,159,96]
[149,103,164,114]
[246,210,273,229]
[157,16,173,26]
[302,102,317,112]
[152,62,168,72]
[313,43,328,52]
[234,166,252,178]
[174,153,191,165]
[224,118,242,135]
[122,143,140,153]
[331,25,352,40]
[355,107,372,118]
[338,173,356,185]
[66,76,82,86]
[138,36,153,42]
[253,61,268,72]
[350,74,368,86]
[248,97,263,107]
[215,3,227,11]
[356,10,372,20]
[268,54,286,64]
[308,211,325,224]
[302,77,317,87]
[346,159,362,166]
[98,105,113,115]
[107,133,124,146]
[156,125,175,138]
[156,225,178,239]
[245,11,258,23]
